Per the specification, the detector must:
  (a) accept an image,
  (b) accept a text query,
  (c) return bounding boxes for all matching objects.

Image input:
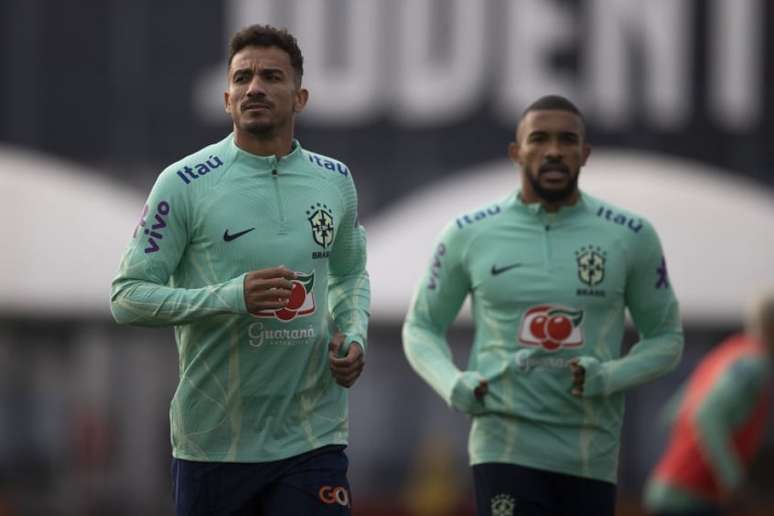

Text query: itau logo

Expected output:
[254,272,316,322]
[518,304,584,351]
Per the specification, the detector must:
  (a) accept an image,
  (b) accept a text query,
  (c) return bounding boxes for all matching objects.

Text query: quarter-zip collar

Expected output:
[512,190,589,222]
[229,134,305,170]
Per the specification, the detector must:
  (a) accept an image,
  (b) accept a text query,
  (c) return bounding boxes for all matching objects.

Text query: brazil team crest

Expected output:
[307,203,334,259]
[491,494,515,516]
[307,203,334,248]
[575,245,606,286]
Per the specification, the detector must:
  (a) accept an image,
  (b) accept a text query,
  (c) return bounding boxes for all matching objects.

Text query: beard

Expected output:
[236,102,292,138]
[525,164,580,203]
[239,115,276,136]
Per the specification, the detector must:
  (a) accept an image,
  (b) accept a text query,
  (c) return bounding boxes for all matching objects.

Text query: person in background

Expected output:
[402,94,683,516]
[111,24,370,516]
[644,290,774,516]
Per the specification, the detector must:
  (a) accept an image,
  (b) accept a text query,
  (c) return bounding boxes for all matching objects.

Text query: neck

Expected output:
[233,126,294,157]
[520,187,580,213]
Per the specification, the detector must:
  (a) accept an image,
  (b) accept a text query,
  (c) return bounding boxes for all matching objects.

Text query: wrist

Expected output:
[577,356,606,397]
[450,371,486,414]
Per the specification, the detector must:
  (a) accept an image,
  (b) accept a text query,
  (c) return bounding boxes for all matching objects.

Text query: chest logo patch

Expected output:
[575,245,606,287]
[253,271,316,322]
[307,203,335,259]
[518,304,584,351]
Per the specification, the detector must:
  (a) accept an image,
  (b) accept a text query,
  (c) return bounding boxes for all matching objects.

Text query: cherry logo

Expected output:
[518,305,584,351]
[254,272,316,322]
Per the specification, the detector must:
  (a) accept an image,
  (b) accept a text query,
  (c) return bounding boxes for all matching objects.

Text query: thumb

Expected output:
[329,333,344,355]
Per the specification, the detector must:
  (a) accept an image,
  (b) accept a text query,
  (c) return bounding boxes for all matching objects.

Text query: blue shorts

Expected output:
[171,445,351,516]
[473,462,616,516]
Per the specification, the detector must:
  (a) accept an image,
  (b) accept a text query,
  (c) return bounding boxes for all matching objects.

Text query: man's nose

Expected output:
[545,149,562,162]
[545,139,563,160]
[246,76,266,96]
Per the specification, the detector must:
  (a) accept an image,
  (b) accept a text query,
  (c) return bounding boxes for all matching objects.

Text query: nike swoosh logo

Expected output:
[491,262,522,275]
[223,227,255,242]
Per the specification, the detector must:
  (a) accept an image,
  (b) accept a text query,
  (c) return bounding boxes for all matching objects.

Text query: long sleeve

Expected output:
[581,221,683,396]
[402,223,483,412]
[659,382,687,428]
[328,171,370,352]
[693,359,767,492]
[110,169,246,326]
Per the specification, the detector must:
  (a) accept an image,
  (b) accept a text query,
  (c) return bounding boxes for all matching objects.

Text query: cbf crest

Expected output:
[491,494,515,516]
[575,245,607,297]
[575,245,606,286]
[307,203,334,259]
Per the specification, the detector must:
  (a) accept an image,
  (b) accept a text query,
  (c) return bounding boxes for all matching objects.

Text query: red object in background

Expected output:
[72,408,111,468]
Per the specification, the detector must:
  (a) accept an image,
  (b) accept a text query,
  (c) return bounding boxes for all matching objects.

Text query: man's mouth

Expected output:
[539,165,570,181]
[243,102,271,112]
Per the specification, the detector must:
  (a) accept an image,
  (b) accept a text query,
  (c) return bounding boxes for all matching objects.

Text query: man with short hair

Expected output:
[644,290,774,516]
[402,95,684,516]
[111,24,370,515]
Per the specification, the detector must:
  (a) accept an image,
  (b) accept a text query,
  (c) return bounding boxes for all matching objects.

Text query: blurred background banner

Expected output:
[2,1,774,515]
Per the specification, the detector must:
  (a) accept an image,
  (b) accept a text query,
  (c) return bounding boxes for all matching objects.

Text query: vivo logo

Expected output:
[133,201,171,253]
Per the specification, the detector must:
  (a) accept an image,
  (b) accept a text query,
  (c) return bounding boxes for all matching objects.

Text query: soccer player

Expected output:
[111,25,370,516]
[402,95,684,516]
[644,291,774,516]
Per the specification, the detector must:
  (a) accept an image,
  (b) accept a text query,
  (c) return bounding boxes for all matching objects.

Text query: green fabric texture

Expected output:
[692,357,769,491]
[112,135,370,462]
[403,191,683,483]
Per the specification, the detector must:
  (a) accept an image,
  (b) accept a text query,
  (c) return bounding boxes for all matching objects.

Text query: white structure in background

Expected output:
[2,145,773,325]
[0,145,143,316]
[368,150,774,325]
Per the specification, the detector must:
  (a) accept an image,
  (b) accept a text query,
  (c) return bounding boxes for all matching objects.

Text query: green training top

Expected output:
[111,134,370,462]
[403,191,683,483]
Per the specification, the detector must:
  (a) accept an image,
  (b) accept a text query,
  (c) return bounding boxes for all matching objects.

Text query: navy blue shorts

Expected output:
[171,445,351,516]
[473,462,616,516]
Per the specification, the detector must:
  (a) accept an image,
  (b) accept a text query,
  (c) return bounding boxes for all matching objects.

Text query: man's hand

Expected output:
[328,332,365,388]
[570,358,585,397]
[474,380,488,400]
[243,266,297,315]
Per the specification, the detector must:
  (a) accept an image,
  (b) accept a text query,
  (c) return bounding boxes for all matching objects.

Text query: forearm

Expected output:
[110,274,246,326]
[694,404,744,492]
[329,270,370,350]
[581,331,683,396]
[402,319,464,405]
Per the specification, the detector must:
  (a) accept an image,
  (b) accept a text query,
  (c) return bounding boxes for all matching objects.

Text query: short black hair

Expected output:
[521,95,584,120]
[228,24,304,85]
[517,94,586,141]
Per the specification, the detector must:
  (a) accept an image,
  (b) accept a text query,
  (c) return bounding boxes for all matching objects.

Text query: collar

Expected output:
[229,135,305,169]
[513,190,589,220]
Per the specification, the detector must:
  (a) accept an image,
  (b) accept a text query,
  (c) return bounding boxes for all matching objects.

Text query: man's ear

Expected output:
[581,143,591,166]
[508,142,520,164]
[293,88,309,113]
